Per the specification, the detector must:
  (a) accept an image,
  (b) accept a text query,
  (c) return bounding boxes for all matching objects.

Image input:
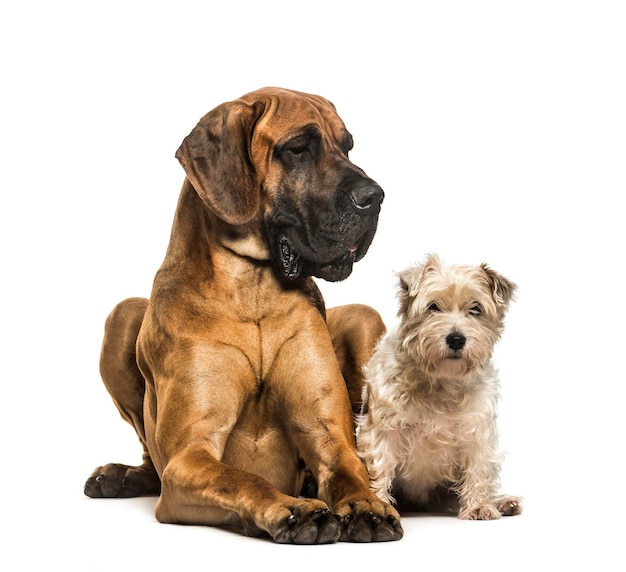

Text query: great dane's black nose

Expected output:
[350,182,384,212]
[446,333,466,351]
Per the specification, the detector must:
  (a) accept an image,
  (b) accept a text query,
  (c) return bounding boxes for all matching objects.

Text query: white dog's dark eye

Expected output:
[469,303,482,316]
[428,302,441,312]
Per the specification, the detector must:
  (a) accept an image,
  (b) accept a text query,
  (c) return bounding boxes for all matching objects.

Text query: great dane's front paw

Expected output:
[337,499,404,542]
[272,504,340,544]
[84,463,161,498]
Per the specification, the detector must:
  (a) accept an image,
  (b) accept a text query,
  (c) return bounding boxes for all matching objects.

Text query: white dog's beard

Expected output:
[434,356,475,378]
[403,326,493,381]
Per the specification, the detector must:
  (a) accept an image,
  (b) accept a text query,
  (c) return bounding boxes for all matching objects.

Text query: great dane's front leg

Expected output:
[273,320,404,542]
[142,350,340,544]
[155,446,339,543]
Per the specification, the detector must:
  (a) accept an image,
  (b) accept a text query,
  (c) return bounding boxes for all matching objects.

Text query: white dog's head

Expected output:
[396,254,516,380]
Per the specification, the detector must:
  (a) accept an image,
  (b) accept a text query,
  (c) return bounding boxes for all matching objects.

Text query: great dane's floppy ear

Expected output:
[176,100,265,225]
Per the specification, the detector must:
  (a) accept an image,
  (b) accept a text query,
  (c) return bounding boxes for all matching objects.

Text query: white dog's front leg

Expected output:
[455,457,502,520]
[357,427,398,505]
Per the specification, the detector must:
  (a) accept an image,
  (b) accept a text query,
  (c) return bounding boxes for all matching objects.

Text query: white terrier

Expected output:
[356,254,522,520]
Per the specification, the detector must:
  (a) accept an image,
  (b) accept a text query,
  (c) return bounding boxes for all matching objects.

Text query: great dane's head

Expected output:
[175,87,384,282]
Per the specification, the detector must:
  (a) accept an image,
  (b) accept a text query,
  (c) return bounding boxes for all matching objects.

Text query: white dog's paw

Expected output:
[458,505,502,520]
[496,495,523,516]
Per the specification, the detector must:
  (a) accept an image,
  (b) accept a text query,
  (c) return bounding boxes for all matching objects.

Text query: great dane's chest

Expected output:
[217,299,311,375]
[203,310,308,381]
[142,275,333,478]
[153,269,327,387]
[149,276,331,491]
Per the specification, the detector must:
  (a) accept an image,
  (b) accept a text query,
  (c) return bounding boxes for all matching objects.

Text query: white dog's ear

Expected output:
[397,266,423,317]
[397,254,441,316]
[398,254,441,296]
[481,264,517,309]
[397,268,414,317]
[421,253,442,275]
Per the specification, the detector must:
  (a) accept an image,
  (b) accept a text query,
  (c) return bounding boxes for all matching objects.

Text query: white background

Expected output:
[2,1,624,570]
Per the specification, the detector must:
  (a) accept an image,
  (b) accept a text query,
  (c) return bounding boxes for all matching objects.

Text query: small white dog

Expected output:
[357,254,522,520]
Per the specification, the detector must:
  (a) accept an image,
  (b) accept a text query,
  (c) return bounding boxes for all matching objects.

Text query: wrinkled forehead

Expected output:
[241,88,351,149]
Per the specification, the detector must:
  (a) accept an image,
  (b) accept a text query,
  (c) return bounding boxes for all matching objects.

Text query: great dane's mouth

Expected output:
[278,234,305,279]
[266,175,383,283]
[276,230,371,282]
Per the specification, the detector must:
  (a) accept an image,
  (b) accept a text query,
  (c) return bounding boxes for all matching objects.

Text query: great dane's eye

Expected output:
[428,302,441,312]
[287,144,308,156]
[280,135,309,156]
[469,303,483,316]
[278,131,319,165]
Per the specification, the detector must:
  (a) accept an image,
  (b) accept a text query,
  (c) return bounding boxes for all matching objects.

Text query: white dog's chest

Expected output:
[392,421,464,484]
[398,425,463,474]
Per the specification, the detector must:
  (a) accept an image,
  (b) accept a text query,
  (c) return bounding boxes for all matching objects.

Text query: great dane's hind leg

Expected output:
[326,304,387,415]
[84,461,160,498]
[84,297,161,498]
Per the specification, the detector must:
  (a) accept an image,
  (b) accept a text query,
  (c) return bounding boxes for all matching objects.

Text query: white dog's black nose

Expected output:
[446,333,466,351]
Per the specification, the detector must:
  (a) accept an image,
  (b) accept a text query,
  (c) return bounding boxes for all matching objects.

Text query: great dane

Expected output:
[85,87,402,544]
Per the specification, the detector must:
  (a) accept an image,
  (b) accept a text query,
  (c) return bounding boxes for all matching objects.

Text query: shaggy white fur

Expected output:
[356,254,522,520]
